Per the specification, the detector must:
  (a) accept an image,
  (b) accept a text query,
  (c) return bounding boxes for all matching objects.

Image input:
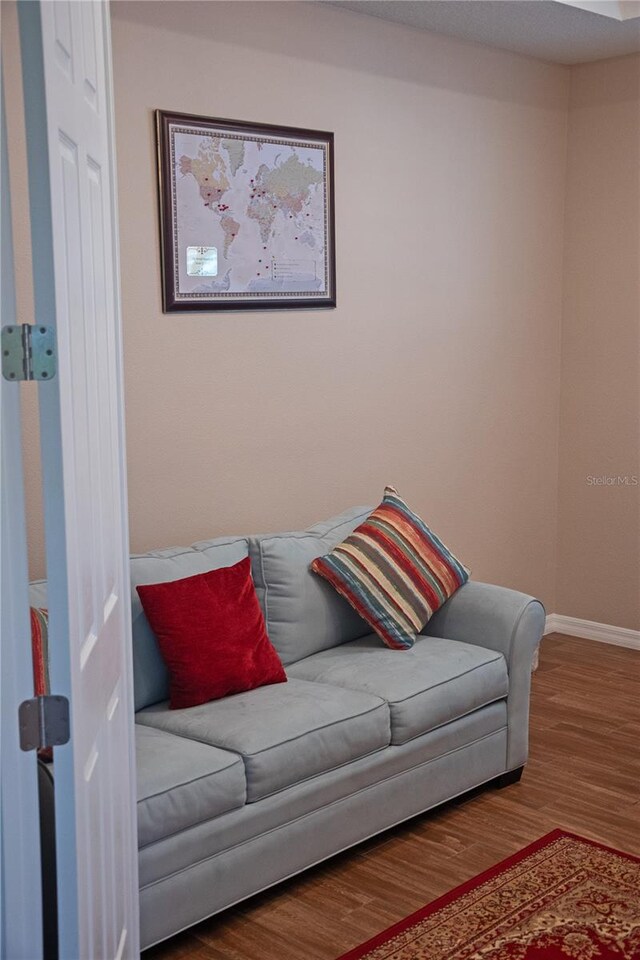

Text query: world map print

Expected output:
[170,125,332,305]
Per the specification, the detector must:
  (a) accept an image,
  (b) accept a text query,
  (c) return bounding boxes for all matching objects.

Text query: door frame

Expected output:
[0,70,44,960]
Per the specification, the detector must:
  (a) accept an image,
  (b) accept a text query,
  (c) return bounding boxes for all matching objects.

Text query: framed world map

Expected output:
[156,110,336,311]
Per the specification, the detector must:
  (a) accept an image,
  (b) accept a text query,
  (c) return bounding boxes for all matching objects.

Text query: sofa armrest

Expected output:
[423,581,545,772]
[423,581,545,665]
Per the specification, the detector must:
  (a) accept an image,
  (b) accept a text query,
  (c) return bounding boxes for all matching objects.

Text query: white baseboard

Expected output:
[544,614,564,635]
[544,613,640,650]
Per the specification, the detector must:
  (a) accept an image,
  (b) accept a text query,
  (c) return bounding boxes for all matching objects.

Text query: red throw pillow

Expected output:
[136,557,286,709]
[31,607,53,762]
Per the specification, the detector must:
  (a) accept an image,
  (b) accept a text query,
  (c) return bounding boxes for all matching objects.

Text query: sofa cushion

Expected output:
[136,558,286,710]
[311,487,469,650]
[135,724,246,847]
[136,678,390,802]
[130,537,249,711]
[249,506,373,666]
[287,634,508,745]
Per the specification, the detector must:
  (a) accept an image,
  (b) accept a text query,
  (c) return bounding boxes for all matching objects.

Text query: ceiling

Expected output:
[326,1,640,64]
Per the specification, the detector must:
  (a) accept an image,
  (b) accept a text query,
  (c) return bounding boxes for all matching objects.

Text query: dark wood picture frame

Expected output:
[156,110,336,312]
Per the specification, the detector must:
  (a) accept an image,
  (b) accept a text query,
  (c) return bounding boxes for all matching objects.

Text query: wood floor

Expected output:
[145,634,640,960]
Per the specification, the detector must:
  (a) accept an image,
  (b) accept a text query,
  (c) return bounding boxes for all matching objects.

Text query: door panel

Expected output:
[18,2,139,957]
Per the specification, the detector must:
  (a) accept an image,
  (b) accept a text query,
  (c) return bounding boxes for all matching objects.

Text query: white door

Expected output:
[17,2,140,958]
[0,77,44,960]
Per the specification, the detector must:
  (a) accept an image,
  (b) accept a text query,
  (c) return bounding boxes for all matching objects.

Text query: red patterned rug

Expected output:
[337,830,640,959]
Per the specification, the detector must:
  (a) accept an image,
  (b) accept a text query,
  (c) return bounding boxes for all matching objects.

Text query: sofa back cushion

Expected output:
[130,537,249,711]
[248,506,372,665]
[29,579,48,608]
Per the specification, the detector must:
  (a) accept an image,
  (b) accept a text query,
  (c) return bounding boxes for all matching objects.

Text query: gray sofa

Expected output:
[34,506,545,950]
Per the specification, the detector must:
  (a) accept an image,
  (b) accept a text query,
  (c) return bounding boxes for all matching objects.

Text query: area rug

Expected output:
[337,830,640,960]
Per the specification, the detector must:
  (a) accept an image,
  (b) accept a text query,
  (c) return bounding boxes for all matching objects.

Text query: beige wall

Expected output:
[107,1,568,610]
[15,4,637,626]
[557,54,640,630]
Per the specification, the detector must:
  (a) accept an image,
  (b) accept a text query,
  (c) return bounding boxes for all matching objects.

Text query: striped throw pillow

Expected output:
[311,487,469,650]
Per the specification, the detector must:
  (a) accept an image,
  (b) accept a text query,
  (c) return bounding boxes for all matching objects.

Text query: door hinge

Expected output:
[19,695,70,752]
[2,324,56,381]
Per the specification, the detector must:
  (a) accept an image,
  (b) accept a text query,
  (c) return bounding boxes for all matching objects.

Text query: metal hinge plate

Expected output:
[2,324,56,381]
[19,695,70,752]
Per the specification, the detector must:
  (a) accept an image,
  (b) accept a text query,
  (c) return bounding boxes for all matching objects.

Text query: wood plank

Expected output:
[144,634,640,960]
